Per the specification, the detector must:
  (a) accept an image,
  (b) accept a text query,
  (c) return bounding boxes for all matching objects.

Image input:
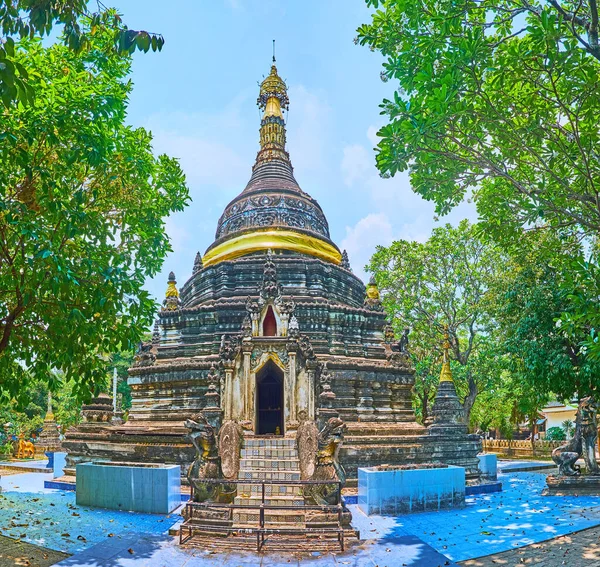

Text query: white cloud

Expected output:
[341,144,371,187]
[340,213,395,281]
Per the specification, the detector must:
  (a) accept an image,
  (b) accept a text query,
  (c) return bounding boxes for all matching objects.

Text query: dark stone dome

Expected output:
[214,158,332,244]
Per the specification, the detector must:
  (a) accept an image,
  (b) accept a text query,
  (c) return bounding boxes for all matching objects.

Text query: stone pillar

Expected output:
[286,350,297,430]
[306,360,317,420]
[223,362,234,421]
[242,340,253,425]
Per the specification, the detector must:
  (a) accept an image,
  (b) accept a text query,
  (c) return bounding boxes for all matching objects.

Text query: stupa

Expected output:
[35,393,62,455]
[63,60,481,482]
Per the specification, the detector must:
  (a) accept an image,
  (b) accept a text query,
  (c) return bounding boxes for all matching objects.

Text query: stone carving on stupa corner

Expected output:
[545,396,600,495]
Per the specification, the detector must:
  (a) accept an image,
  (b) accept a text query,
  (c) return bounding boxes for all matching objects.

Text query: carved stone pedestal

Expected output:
[543,474,600,496]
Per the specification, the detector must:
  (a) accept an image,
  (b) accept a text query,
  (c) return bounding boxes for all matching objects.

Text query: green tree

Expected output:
[369,220,502,424]
[0,29,189,401]
[358,0,600,242]
[0,2,164,106]
[492,234,600,399]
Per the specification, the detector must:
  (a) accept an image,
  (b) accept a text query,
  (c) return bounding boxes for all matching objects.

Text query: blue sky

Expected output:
[113,0,476,300]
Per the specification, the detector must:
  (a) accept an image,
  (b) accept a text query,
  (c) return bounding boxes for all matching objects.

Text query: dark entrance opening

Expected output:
[263,306,277,336]
[256,360,284,435]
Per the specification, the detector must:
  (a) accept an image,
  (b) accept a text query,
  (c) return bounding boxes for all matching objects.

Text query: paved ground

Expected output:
[4,468,600,566]
[51,532,458,567]
[0,473,180,555]
[459,524,600,566]
[0,534,68,567]
[348,471,600,561]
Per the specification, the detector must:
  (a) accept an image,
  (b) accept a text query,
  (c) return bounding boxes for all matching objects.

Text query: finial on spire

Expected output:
[162,271,181,311]
[273,39,276,63]
[439,325,454,382]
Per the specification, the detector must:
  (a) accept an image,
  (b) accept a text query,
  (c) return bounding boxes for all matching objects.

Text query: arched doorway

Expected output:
[263,305,277,336]
[256,360,284,435]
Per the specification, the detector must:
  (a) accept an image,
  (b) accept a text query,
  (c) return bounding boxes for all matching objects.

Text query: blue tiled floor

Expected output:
[3,469,600,565]
[349,471,600,562]
[0,472,180,554]
[52,532,458,567]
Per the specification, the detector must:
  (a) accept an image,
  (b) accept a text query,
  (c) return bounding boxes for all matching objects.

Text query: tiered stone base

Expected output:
[543,474,600,496]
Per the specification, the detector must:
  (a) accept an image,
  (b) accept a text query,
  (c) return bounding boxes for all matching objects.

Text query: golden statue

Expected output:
[15,434,35,459]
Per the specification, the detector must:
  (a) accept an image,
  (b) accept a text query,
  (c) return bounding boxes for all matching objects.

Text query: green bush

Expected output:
[546,426,566,441]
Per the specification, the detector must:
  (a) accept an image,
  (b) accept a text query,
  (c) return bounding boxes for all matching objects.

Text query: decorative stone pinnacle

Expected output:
[364,274,382,310]
[319,363,336,409]
[341,250,351,271]
[163,271,181,311]
[440,325,453,383]
[260,250,281,301]
[193,251,203,274]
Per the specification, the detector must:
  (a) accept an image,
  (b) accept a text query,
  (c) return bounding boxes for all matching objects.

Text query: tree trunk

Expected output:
[422,389,429,425]
[461,373,478,428]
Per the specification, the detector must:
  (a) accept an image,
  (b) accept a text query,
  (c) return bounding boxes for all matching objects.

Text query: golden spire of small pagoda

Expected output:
[439,325,454,383]
[44,391,54,422]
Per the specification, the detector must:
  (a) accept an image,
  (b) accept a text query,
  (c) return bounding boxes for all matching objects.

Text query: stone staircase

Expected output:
[233,437,306,527]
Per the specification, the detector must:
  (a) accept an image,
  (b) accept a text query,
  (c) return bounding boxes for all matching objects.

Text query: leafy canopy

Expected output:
[0,1,164,106]
[0,28,189,401]
[357,0,600,241]
[369,220,503,422]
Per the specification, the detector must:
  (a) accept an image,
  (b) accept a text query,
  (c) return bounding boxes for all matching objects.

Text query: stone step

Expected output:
[239,458,299,471]
[236,484,304,497]
[241,448,298,459]
[244,438,296,449]
[233,509,306,525]
[234,495,305,507]
[238,470,301,481]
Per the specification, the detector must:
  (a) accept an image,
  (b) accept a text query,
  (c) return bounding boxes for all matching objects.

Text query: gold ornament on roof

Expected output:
[439,325,454,383]
[163,271,181,311]
[365,275,380,300]
[258,64,289,111]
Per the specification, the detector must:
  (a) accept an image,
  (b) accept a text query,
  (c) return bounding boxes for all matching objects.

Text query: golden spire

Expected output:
[440,325,453,382]
[44,392,54,422]
[255,52,290,164]
[162,271,181,311]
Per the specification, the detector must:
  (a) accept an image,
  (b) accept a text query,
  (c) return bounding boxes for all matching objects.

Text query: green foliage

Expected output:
[492,234,600,399]
[0,30,189,401]
[546,426,567,441]
[358,0,600,241]
[562,419,575,437]
[369,220,503,423]
[0,2,164,106]
[358,0,600,366]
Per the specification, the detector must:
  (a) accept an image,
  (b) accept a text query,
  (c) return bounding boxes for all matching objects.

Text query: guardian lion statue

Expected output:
[185,413,221,502]
[552,396,599,476]
[306,417,347,505]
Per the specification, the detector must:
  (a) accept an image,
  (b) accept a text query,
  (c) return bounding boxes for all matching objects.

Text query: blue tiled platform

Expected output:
[76,462,181,514]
